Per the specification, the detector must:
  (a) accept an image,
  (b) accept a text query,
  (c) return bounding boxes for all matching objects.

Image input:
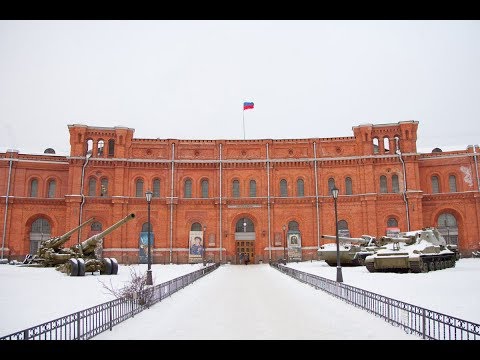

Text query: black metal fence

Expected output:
[0,263,219,340]
[272,262,480,340]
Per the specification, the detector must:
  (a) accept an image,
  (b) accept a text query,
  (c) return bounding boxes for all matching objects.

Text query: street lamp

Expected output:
[282,224,287,265]
[444,219,450,245]
[332,185,343,282]
[203,225,207,266]
[145,190,153,285]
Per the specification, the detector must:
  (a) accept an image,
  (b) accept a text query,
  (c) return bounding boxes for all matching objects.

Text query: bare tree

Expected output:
[99,266,155,306]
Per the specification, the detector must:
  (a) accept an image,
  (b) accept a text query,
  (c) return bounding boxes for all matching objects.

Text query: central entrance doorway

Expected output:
[235,217,255,264]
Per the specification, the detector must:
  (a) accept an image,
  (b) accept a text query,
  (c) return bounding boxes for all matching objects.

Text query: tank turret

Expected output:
[318,234,380,266]
[364,227,458,273]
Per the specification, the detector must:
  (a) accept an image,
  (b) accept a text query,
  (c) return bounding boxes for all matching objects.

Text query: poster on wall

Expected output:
[287,231,302,261]
[139,232,155,264]
[189,230,204,263]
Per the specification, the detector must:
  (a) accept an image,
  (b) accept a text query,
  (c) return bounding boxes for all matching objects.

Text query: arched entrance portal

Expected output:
[235,217,255,264]
[29,218,51,254]
[437,213,458,246]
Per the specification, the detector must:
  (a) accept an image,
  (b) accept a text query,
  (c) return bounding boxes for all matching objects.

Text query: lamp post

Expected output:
[282,224,287,265]
[145,190,153,285]
[203,225,207,266]
[444,219,450,245]
[332,185,343,283]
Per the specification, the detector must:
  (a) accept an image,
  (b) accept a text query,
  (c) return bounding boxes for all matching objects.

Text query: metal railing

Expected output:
[272,262,480,340]
[0,263,219,340]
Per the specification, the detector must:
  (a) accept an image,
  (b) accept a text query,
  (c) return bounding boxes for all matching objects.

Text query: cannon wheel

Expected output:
[67,258,79,276]
[77,258,86,276]
[110,258,119,275]
[101,257,112,275]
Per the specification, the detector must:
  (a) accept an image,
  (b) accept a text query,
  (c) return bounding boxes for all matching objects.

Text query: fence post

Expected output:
[109,305,113,331]
[76,311,81,340]
[422,308,426,339]
[23,329,29,340]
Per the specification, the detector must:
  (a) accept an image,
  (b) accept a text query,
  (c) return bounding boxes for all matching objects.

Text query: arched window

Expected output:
[394,135,400,152]
[30,178,38,197]
[373,138,379,154]
[108,139,115,157]
[280,179,288,197]
[86,139,93,156]
[47,179,56,198]
[392,174,399,193]
[30,217,51,254]
[297,179,304,197]
[100,178,108,196]
[135,179,144,197]
[232,180,240,198]
[184,179,192,198]
[383,137,390,153]
[387,217,398,227]
[201,179,209,198]
[449,175,457,192]
[91,221,102,231]
[380,175,388,193]
[235,218,254,232]
[88,178,96,196]
[141,222,154,232]
[191,222,203,231]
[345,177,352,195]
[97,140,104,157]
[249,180,256,197]
[288,221,299,231]
[431,176,440,194]
[328,178,335,195]
[438,213,458,245]
[153,179,160,197]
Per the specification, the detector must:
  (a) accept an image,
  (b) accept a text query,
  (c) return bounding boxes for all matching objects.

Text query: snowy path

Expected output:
[94,264,419,340]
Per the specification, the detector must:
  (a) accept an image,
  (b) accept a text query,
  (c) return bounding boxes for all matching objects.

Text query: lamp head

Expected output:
[332,186,339,199]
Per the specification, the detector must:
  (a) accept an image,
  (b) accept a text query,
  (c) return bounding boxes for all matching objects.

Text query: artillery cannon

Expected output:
[318,234,380,266]
[23,218,95,266]
[56,213,136,276]
[364,227,458,273]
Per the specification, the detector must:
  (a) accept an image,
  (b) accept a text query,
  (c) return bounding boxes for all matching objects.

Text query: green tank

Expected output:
[318,234,381,266]
[364,227,458,273]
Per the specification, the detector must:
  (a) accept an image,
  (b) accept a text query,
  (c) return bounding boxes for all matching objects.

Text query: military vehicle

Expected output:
[364,227,458,273]
[57,213,136,276]
[24,213,135,276]
[318,234,380,266]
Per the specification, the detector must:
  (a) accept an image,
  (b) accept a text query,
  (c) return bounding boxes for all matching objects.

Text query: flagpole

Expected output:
[242,108,246,140]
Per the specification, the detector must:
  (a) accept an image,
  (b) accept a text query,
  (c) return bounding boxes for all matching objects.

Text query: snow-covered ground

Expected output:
[1,258,479,339]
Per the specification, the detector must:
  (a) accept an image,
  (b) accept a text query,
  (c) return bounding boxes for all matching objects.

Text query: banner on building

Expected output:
[189,230,204,263]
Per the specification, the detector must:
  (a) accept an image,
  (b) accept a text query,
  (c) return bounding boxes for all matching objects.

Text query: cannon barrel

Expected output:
[39,217,95,251]
[79,213,135,254]
[321,234,370,245]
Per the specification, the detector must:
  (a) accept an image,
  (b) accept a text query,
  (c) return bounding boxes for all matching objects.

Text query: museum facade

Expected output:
[1,120,479,264]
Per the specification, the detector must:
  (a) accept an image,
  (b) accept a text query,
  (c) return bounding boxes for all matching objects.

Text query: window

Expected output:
[431,176,439,194]
[184,179,192,198]
[91,222,102,231]
[47,180,56,198]
[101,178,108,196]
[249,180,256,197]
[288,221,299,231]
[201,179,209,198]
[108,139,115,157]
[449,175,457,192]
[392,174,399,193]
[232,180,240,198]
[338,220,350,237]
[88,178,96,196]
[97,140,104,157]
[141,222,153,232]
[373,138,379,154]
[30,178,38,197]
[345,177,352,195]
[297,179,304,197]
[328,178,335,195]
[135,179,144,197]
[280,179,287,197]
[394,135,400,152]
[153,179,160,197]
[387,218,398,227]
[86,139,93,156]
[191,222,202,231]
[31,218,51,233]
[380,175,387,193]
[383,137,390,153]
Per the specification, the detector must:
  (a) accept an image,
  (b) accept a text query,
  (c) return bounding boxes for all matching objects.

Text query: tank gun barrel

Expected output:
[321,235,369,245]
[39,217,95,251]
[78,213,135,255]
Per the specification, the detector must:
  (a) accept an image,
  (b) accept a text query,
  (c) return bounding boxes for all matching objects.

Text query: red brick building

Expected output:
[1,121,479,264]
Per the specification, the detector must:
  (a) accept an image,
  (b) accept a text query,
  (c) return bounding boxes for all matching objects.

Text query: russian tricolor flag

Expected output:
[243,102,254,110]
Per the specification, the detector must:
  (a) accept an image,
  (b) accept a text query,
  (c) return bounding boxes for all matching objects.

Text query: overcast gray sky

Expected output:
[0,20,479,155]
